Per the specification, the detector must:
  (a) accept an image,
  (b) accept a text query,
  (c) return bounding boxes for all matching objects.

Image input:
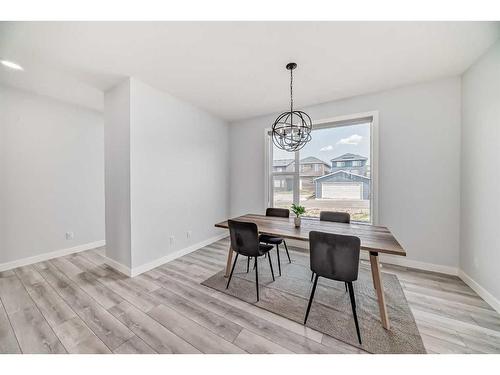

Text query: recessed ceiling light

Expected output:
[1,60,24,71]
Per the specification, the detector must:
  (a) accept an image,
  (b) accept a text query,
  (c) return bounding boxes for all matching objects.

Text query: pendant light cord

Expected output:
[290,68,294,113]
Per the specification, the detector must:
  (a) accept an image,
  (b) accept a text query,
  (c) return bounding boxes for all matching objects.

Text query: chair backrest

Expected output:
[228,220,260,257]
[320,211,350,223]
[265,207,290,218]
[309,231,360,282]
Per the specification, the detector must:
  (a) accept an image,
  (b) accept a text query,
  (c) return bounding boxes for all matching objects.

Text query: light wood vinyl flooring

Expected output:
[1,237,500,354]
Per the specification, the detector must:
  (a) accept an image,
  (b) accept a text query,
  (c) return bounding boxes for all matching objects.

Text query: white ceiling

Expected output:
[0,22,499,121]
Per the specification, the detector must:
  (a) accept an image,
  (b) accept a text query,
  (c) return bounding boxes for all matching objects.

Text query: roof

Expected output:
[300,156,330,166]
[314,170,371,182]
[273,157,330,168]
[272,159,294,168]
[330,153,368,162]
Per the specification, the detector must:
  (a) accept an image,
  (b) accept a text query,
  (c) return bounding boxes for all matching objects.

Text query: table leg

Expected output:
[225,245,234,278]
[370,256,377,290]
[369,251,390,330]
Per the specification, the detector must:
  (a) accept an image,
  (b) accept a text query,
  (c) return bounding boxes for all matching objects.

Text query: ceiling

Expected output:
[0,22,499,121]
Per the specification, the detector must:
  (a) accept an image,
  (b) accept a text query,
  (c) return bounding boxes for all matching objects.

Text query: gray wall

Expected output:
[460,41,500,302]
[104,78,229,271]
[104,79,132,269]
[0,85,105,265]
[130,78,229,268]
[229,77,462,269]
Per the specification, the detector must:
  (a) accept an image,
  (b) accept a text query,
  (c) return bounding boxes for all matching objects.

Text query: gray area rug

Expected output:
[202,251,426,354]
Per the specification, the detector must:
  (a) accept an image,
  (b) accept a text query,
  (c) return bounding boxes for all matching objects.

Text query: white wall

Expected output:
[104,79,132,269]
[229,77,462,270]
[0,85,105,266]
[460,41,500,302]
[129,78,229,268]
[104,78,229,272]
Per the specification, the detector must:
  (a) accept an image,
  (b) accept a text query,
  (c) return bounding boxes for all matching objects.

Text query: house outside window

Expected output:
[267,114,377,223]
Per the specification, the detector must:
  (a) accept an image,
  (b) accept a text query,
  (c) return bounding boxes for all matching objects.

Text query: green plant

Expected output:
[291,203,306,217]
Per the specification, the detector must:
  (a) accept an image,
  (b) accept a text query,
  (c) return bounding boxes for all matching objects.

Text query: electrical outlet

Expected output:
[65,231,74,240]
[169,236,175,245]
[187,230,192,239]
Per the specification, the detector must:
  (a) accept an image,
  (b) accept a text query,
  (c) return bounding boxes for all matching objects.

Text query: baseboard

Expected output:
[458,270,500,313]
[0,240,106,272]
[103,256,133,277]
[373,254,459,276]
[255,238,500,313]
[103,233,228,277]
[286,238,459,276]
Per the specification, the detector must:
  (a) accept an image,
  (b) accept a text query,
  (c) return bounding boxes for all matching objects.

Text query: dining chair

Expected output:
[259,207,291,276]
[311,211,351,291]
[319,211,351,224]
[226,220,275,302]
[304,230,362,345]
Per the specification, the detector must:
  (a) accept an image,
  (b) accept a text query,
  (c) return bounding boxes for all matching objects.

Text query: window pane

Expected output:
[272,141,295,173]
[298,123,371,222]
[272,175,294,210]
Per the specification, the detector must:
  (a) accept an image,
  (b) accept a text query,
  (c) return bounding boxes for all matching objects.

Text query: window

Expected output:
[267,115,376,223]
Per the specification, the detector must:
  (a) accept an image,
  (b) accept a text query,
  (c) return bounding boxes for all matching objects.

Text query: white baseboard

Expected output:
[286,238,459,276]
[0,240,106,272]
[289,237,500,312]
[373,253,459,276]
[458,270,500,313]
[103,233,228,277]
[102,256,133,277]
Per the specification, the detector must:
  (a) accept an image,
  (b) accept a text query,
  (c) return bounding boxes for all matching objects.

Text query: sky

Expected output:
[273,122,371,164]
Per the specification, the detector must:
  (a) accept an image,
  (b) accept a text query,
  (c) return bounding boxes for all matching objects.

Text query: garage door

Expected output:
[322,182,362,199]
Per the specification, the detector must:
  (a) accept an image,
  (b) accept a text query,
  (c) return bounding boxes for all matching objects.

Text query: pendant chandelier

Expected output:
[271,62,312,152]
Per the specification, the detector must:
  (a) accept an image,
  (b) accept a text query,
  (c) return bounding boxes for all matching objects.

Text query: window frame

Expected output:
[264,111,379,224]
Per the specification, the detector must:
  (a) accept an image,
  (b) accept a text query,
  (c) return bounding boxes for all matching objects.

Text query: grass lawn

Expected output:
[273,191,371,222]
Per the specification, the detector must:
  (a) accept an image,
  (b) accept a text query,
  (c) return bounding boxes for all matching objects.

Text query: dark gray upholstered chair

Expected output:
[259,208,291,276]
[226,220,275,301]
[304,231,362,344]
[311,211,351,288]
[319,211,350,224]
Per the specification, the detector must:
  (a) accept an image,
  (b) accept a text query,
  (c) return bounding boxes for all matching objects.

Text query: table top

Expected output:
[215,213,406,256]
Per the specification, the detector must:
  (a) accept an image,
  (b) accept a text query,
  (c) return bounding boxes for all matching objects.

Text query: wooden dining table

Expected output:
[215,213,406,330]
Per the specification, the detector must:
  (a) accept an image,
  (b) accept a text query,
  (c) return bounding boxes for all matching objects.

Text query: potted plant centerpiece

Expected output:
[291,203,306,228]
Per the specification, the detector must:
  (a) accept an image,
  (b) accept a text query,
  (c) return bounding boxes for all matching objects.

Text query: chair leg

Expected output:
[247,256,250,273]
[275,244,281,276]
[345,282,348,292]
[347,282,362,345]
[283,240,291,263]
[254,257,259,302]
[226,253,239,289]
[267,251,275,281]
[304,274,319,324]
[311,271,315,282]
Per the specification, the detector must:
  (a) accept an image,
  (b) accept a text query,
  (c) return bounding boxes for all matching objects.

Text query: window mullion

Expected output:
[293,150,300,205]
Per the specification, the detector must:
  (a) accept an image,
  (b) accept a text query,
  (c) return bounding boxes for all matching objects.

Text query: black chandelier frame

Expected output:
[271,62,313,152]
